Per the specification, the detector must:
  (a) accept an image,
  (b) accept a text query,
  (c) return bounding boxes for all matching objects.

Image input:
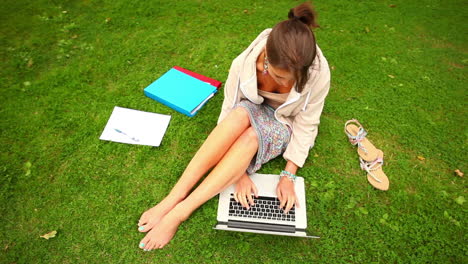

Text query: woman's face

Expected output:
[268,65,295,87]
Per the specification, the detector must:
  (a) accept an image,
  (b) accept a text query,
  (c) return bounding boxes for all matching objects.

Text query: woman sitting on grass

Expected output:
[137,2,330,251]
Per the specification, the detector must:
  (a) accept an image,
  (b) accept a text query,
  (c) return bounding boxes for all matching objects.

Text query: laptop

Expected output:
[213,173,319,238]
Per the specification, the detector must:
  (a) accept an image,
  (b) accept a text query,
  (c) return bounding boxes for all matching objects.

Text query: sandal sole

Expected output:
[345,123,380,162]
[366,150,390,191]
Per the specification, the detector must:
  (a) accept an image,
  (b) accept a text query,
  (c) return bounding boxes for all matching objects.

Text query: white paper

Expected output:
[100,106,171,147]
[191,93,214,115]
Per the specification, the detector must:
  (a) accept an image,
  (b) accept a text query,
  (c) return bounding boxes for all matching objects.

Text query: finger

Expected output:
[240,192,249,209]
[279,191,287,209]
[276,186,282,203]
[247,191,254,206]
[233,192,239,203]
[284,196,295,214]
[252,184,259,198]
[247,194,254,206]
[237,192,244,206]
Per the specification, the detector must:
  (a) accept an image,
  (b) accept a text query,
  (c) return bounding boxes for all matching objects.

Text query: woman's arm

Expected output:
[276,160,299,214]
[217,58,240,124]
[284,160,298,175]
[282,68,330,168]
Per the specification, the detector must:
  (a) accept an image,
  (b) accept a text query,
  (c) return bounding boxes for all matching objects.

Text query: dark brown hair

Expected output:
[266,2,319,93]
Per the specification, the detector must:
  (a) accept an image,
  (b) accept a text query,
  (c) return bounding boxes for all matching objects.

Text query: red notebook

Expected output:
[173,66,222,89]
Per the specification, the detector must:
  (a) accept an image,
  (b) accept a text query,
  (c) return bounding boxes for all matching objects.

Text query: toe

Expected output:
[142,231,158,250]
[138,221,155,233]
[139,236,151,250]
[138,212,149,226]
[147,241,157,251]
[144,242,153,251]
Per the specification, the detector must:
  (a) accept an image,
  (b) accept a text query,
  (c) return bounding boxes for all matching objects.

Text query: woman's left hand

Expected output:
[276,176,300,214]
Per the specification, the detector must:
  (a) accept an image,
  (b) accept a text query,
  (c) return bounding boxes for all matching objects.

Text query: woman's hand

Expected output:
[234,173,258,209]
[276,176,300,214]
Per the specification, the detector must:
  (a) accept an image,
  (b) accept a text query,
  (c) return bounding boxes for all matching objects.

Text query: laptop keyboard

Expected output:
[229,194,296,222]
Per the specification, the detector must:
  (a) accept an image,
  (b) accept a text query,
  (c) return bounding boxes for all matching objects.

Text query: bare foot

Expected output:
[138,204,189,251]
[137,195,184,233]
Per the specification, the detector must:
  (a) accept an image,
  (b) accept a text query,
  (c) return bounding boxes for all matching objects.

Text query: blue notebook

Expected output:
[144,68,218,117]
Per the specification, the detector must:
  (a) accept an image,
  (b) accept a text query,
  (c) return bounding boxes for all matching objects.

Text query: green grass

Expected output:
[1,0,466,263]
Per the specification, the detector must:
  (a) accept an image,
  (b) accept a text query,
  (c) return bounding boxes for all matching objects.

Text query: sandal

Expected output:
[360,149,389,191]
[345,119,380,161]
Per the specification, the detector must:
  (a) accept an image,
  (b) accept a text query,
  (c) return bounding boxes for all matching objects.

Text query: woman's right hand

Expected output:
[234,173,258,209]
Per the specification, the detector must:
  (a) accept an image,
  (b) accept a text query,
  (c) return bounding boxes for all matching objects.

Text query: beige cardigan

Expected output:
[217,29,331,167]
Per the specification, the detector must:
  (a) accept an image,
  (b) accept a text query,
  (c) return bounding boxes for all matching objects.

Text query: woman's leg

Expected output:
[140,127,259,250]
[138,107,252,231]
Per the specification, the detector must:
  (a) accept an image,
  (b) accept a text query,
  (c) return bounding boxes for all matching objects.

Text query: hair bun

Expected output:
[288,2,319,28]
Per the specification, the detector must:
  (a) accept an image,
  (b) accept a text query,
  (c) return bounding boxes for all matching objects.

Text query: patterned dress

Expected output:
[236,91,291,174]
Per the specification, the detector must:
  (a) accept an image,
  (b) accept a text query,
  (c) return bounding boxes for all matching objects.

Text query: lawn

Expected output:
[1,0,466,263]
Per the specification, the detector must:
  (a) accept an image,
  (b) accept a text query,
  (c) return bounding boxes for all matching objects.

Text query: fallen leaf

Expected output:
[40,230,57,240]
[388,74,395,78]
[27,58,33,67]
[454,169,464,177]
[417,156,425,161]
[105,17,111,23]
[389,4,397,8]
[346,198,356,209]
[24,161,32,176]
[331,66,336,70]
[71,34,78,39]
[314,154,319,158]
[449,62,464,69]
[444,210,449,218]
[358,207,368,215]
[365,27,370,33]
[243,9,249,14]
[455,196,465,205]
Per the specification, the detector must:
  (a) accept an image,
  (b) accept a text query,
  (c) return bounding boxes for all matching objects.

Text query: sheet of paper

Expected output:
[100,106,171,147]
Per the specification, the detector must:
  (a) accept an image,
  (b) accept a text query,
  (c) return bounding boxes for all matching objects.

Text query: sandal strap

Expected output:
[344,119,369,153]
[359,156,384,183]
